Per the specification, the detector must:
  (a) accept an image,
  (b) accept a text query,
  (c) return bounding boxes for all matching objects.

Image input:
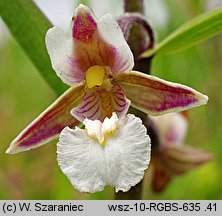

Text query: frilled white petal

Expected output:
[105,114,151,192]
[57,127,107,193]
[57,114,150,193]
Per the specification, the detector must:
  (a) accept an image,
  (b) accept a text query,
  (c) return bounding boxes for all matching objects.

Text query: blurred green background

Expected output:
[0,0,222,199]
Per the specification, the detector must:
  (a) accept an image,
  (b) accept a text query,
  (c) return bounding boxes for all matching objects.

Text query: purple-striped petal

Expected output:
[157,145,213,175]
[71,84,130,122]
[6,85,85,154]
[151,144,212,192]
[114,71,208,115]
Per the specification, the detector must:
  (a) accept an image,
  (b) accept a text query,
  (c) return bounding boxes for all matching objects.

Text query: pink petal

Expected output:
[46,5,134,86]
[150,113,188,145]
[71,84,130,122]
[72,5,134,80]
[6,85,85,154]
[114,71,208,115]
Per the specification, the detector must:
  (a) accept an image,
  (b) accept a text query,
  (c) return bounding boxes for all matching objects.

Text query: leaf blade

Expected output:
[0,0,68,95]
[142,7,222,57]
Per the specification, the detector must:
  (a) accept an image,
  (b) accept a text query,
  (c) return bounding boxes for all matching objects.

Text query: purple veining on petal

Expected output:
[18,121,77,148]
[76,99,98,114]
[18,100,81,147]
[112,84,130,117]
[88,104,100,119]
[83,93,95,101]
[9,85,85,152]
[71,91,101,122]
[79,94,97,109]
[115,72,207,114]
[113,97,126,107]
[113,56,129,72]
[67,58,86,84]
[114,93,126,103]
[71,84,130,122]
[114,107,127,113]
[114,90,125,96]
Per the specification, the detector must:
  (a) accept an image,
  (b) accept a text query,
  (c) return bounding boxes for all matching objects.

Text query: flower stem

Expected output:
[122,0,154,73]
[115,0,147,200]
[124,0,144,14]
[115,0,157,200]
[115,181,143,200]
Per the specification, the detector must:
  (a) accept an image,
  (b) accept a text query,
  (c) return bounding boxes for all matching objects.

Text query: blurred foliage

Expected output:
[0,0,222,199]
[0,0,68,95]
[143,6,222,56]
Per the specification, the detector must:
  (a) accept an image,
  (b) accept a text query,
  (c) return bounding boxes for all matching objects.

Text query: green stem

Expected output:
[114,0,147,200]
[0,0,68,95]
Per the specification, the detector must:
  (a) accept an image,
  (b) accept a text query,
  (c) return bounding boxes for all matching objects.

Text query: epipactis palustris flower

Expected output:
[7,4,208,154]
[58,112,150,193]
[150,113,212,192]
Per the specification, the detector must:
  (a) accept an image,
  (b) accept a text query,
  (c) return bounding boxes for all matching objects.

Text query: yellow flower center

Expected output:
[86,66,105,88]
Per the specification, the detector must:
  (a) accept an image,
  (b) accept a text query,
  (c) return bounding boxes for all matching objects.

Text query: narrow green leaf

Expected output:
[0,0,68,95]
[142,7,222,57]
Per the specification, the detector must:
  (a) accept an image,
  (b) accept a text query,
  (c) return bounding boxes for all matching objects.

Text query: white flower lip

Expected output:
[57,113,151,193]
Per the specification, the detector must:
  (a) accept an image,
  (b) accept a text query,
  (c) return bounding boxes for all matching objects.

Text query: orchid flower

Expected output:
[150,113,212,192]
[57,112,150,193]
[6,4,208,154]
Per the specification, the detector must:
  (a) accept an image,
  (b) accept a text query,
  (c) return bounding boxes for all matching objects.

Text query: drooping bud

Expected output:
[150,113,213,193]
